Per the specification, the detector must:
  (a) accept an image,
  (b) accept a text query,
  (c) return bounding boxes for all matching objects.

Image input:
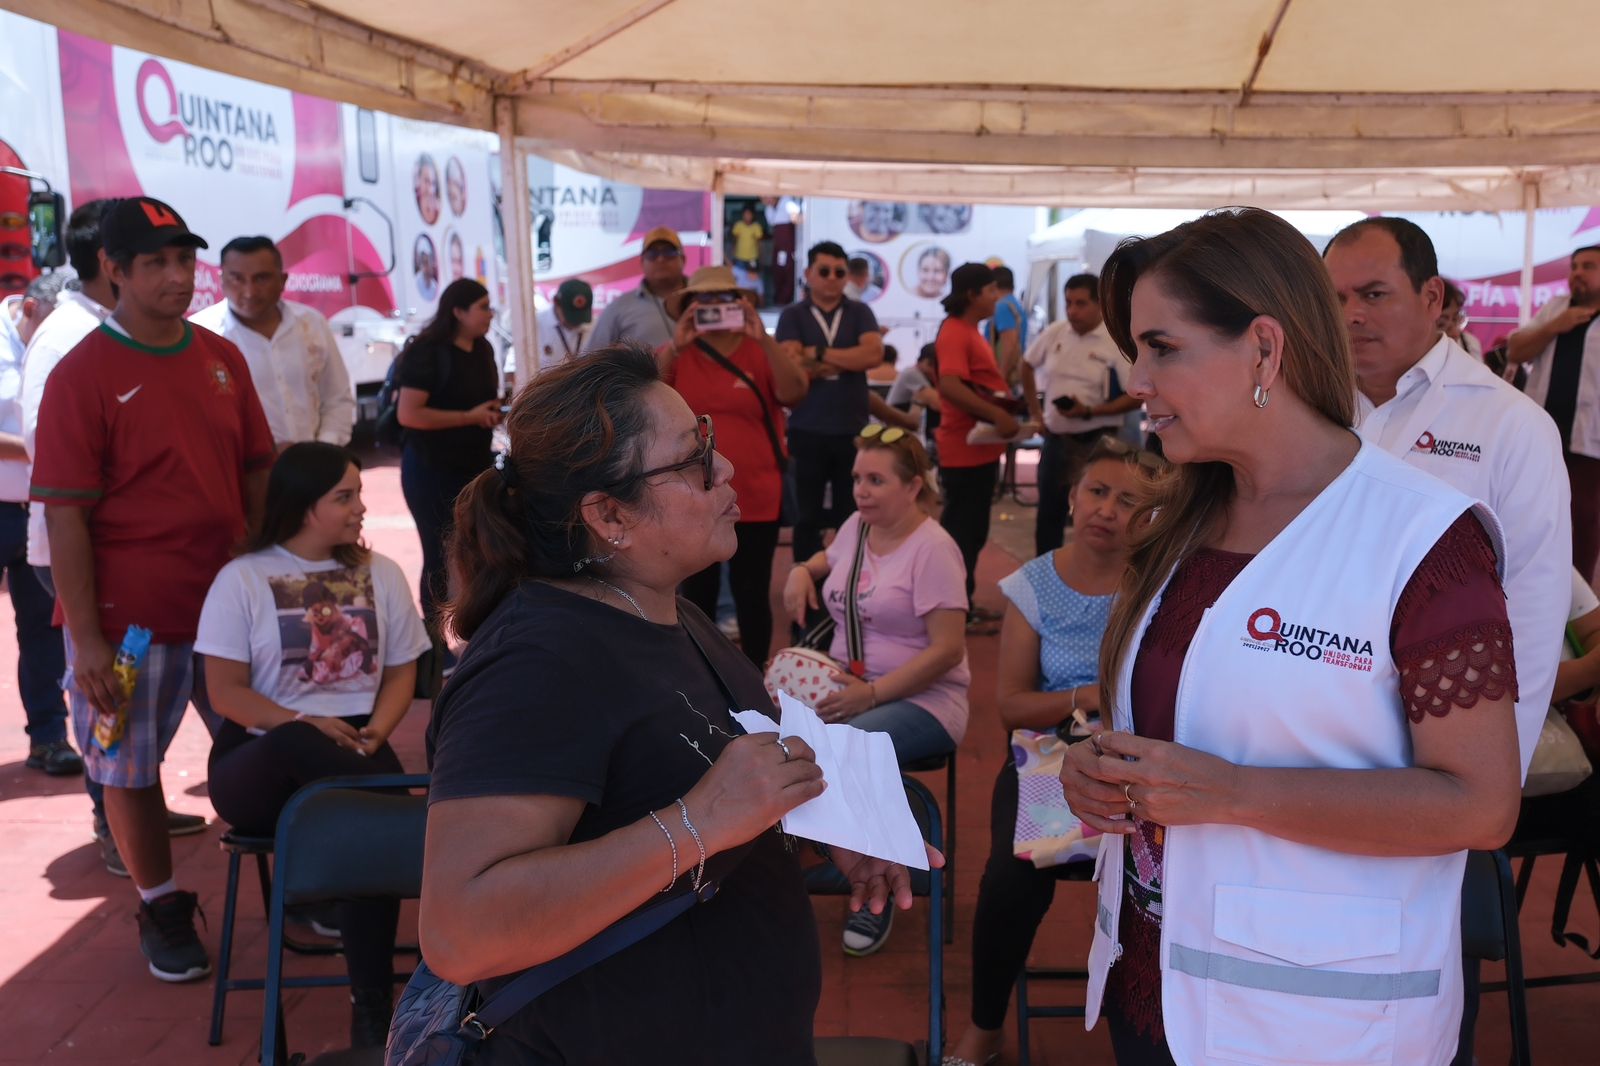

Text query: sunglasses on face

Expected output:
[859,423,907,444]
[642,246,682,262]
[814,266,847,279]
[607,415,717,493]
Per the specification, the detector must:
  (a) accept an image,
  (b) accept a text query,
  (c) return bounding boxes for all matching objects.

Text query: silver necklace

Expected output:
[588,576,648,620]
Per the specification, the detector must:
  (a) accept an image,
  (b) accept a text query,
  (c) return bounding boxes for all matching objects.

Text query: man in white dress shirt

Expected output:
[1325,216,1572,1066]
[1020,274,1140,556]
[1506,245,1600,582]
[190,236,354,450]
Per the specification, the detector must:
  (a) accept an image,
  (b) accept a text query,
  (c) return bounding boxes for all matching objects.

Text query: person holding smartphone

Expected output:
[659,266,808,666]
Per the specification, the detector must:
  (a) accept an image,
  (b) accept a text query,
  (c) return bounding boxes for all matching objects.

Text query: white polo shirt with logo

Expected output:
[1357,334,1572,778]
[1520,293,1600,459]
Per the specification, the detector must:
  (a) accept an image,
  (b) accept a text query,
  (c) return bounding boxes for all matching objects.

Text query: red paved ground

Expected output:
[0,449,1596,1064]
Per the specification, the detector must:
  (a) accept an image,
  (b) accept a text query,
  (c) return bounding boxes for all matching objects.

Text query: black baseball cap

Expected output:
[101,197,209,258]
[555,278,593,325]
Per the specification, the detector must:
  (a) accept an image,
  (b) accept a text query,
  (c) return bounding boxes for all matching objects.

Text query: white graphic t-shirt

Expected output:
[196,546,431,723]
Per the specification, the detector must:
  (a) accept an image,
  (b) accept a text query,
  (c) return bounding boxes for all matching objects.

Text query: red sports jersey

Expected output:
[31,321,275,643]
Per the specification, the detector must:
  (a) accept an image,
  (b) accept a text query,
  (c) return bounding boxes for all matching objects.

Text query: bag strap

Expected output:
[843,522,870,677]
[681,603,742,713]
[693,338,787,473]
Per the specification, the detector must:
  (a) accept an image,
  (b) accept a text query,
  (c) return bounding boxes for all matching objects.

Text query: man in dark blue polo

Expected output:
[776,240,885,563]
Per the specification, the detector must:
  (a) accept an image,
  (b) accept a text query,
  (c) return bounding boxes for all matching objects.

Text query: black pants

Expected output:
[208,716,403,990]
[938,461,999,602]
[682,521,781,668]
[400,446,478,627]
[0,504,68,745]
[788,428,859,564]
[969,755,1094,1029]
[1034,429,1115,557]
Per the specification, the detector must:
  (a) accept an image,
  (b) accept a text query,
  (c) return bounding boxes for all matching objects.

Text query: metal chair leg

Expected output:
[1496,851,1533,1066]
[1016,969,1032,1066]
[944,756,957,944]
[207,847,244,1045]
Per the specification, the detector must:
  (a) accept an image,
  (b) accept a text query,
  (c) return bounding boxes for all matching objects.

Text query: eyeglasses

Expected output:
[1089,435,1166,472]
[642,246,682,262]
[859,423,907,444]
[606,415,716,492]
[815,266,847,279]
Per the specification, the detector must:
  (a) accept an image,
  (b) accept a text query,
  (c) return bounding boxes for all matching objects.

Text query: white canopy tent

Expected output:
[14,0,1600,372]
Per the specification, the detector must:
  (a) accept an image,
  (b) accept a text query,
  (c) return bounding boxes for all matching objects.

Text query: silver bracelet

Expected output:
[676,798,707,893]
[648,810,678,893]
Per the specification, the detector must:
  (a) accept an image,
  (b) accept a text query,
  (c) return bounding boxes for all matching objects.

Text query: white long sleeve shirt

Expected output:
[190,299,354,448]
[21,290,111,564]
[1357,335,1572,779]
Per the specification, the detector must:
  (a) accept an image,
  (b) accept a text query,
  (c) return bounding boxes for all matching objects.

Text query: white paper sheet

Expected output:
[733,690,930,870]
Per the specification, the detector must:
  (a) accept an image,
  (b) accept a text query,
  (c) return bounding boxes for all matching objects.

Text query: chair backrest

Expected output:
[271,774,430,906]
[1461,849,1511,963]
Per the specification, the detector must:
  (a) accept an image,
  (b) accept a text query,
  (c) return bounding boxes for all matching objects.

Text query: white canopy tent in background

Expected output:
[12,0,1600,375]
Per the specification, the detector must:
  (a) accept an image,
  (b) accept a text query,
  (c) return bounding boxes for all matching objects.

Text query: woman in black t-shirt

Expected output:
[396,278,502,635]
[421,344,934,1064]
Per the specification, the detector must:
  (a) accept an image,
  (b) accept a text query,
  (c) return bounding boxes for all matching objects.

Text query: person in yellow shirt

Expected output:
[730,205,766,289]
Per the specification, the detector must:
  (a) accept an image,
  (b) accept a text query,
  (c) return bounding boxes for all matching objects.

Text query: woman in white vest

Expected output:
[1058,208,1523,1066]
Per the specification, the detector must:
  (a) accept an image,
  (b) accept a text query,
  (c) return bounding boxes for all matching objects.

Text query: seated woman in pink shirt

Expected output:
[783,425,969,956]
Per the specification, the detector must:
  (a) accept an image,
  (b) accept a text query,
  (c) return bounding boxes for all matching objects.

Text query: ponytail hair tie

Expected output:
[494,451,520,491]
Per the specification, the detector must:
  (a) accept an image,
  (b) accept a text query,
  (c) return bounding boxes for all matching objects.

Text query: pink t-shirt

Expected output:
[823,512,971,744]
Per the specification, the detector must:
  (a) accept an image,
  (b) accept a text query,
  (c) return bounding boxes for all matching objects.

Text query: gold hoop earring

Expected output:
[1252,385,1270,409]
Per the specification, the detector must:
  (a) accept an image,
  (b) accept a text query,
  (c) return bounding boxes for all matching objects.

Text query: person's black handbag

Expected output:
[693,338,788,473]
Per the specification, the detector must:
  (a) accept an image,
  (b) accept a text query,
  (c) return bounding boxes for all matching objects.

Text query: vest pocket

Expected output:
[1189,885,1429,1065]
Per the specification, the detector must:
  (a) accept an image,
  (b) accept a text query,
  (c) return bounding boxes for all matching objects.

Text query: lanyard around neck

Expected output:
[809,302,843,348]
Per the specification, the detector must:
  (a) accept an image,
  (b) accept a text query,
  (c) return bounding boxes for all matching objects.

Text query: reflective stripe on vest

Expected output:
[1168,943,1441,1002]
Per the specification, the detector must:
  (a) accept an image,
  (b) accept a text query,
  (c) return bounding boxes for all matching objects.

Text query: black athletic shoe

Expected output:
[137,890,211,982]
[165,810,209,836]
[25,740,83,776]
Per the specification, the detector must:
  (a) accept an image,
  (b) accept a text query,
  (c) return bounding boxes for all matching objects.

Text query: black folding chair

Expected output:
[1463,849,1531,1066]
[1013,862,1095,1066]
[259,774,430,1066]
[901,749,957,943]
[811,776,945,1065]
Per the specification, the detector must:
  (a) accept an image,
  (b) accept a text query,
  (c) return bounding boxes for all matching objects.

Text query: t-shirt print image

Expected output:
[268,568,381,695]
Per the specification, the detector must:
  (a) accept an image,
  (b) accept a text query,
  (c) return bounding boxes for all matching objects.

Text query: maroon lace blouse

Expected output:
[1104,512,1517,1042]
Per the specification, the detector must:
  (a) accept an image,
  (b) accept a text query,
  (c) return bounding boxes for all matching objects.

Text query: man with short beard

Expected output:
[1508,245,1600,581]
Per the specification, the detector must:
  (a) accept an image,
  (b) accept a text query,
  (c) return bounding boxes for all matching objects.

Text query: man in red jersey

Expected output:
[31,197,274,983]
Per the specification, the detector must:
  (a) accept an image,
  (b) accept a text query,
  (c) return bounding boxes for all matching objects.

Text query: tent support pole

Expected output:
[497,97,539,385]
[710,170,726,266]
[1519,177,1540,325]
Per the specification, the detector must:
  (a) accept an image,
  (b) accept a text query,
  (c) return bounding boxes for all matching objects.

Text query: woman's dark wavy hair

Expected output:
[245,442,369,569]
[444,344,661,640]
[405,277,488,353]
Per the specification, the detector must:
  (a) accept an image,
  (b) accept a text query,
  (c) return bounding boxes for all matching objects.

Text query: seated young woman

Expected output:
[196,442,432,1050]
[945,437,1161,1066]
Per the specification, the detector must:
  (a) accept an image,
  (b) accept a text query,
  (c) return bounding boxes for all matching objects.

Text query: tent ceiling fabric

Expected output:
[16,0,1600,208]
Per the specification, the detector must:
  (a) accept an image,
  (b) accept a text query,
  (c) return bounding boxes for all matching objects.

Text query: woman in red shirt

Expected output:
[660,266,808,665]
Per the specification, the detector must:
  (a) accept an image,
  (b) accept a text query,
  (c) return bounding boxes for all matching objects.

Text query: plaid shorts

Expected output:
[65,630,196,789]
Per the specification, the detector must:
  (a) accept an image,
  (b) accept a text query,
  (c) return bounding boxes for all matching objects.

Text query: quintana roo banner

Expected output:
[56,31,395,318]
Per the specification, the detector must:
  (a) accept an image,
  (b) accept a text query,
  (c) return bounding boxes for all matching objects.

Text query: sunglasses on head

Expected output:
[642,246,682,262]
[1089,436,1166,472]
[858,423,907,444]
[606,415,716,493]
[814,266,847,279]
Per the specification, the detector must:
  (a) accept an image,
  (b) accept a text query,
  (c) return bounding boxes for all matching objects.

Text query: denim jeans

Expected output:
[847,698,955,765]
[0,504,68,745]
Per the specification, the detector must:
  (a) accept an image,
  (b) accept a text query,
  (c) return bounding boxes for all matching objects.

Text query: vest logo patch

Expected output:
[1414,430,1481,462]
[1243,607,1374,672]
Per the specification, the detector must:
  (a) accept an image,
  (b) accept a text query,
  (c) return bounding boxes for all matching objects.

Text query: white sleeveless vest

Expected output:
[1085,443,1506,1066]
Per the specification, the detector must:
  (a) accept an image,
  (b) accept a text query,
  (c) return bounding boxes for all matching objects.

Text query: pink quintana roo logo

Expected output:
[136,59,184,144]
